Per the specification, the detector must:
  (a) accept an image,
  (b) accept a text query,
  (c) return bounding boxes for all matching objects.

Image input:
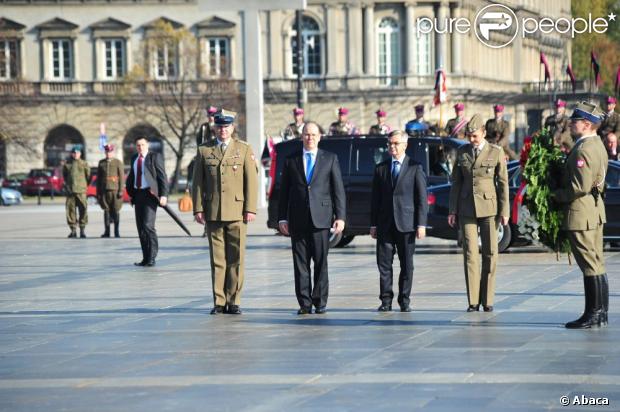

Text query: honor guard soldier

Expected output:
[283,107,306,140]
[63,146,90,238]
[553,101,609,329]
[448,114,509,312]
[96,144,124,238]
[192,110,259,315]
[444,103,467,139]
[485,105,518,160]
[598,96,619,160]
[368,109,393,135]
[544,99,572,153]
[328,107,360,136]
[195,106,218,147]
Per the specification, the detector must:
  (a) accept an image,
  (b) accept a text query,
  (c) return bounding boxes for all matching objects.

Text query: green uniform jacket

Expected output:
[444,117,467,139]
[554,134,607,231]
[96,158,124,196]
[63,159,90,194]
[544,113,573,152]
[449,143,509,218]
[192,138,259,221]
[598,111,620,139]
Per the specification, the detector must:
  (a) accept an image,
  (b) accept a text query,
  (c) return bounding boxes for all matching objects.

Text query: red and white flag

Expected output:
[433,69,447,106]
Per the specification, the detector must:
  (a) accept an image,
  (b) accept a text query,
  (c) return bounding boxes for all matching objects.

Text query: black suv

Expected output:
[266,135,466,247]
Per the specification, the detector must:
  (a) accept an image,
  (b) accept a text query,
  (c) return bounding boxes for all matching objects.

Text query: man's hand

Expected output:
[332,219,345,234]
[448,214,457,228]
[500,216,509,226]
[243,212,256,223]
[279,221,289,236]
[369,227,377,239]
[159,196,167,207]
[195,212,205,225]
[416,226,426,240]
[116,192,123,199]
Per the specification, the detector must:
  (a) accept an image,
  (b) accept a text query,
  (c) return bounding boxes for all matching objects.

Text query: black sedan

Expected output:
[426,160,620,252]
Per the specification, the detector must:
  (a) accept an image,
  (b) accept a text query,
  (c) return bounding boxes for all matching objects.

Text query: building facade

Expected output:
[0,0,583,178]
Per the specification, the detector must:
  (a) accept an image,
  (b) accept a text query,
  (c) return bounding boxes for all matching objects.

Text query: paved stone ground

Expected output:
[0,204,618,411]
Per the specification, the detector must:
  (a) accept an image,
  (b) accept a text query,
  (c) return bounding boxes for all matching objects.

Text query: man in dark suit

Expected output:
[370,130,428,312]
[278,122,346,315]
[126,136,169,267]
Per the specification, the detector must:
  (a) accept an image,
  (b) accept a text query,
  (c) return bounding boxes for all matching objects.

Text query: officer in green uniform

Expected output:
[448,114,509,312]
[192,110,259,315]
[444,103,467,139]
[328,107,360,136]
[598,96,619,160]
[485,104,518,160]
[96,144,124,238]
[63,146,90,238]
[544,99,573,153]
[368,109,392,135]
[283,107,306,140]
[553,101,609,329]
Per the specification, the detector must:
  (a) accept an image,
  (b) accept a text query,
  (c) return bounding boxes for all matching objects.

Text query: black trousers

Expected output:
[133,190,158,262]
[376,224,416,307]
[291,223,330,309]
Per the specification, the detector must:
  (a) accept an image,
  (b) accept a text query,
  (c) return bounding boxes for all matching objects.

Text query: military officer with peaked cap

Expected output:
[448,114,509,312]
[192,109,259,315]
[485,104,518,160]
[553,101,609,329]
[96,144,124,238]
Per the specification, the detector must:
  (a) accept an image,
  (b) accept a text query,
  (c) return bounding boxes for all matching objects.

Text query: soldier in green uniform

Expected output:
[96,144,124,238]
[195,106,218,147]
[598,96,619,160]
[192,110,259,315]
[444,103,467,139]
[368,109,393,135]
[553,101,609,329]
[63,146,90,238]
[485,104,518,160]
[544,99,572,153]
[328,107,360,136]
[283,107,306,140]
[448,114,509,312]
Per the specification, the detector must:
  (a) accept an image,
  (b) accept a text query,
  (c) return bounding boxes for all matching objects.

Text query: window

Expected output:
[377,18,400,85]
[153,40,178,79]
[51,39,72,80]
[416,20,432,75]
[206,37,230,77]
[0,39,19,80]
[291,16,322,77]
[104,39,126,79]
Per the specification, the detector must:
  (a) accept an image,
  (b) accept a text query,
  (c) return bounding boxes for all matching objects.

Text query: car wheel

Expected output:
[87,196,98,206]
[335,235,355,248]
[498,224,512,253]
[328,231,344,248]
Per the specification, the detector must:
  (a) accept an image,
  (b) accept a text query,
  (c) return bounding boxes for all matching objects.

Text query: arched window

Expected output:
[291,15,322,77]
[416,19,432,75]
[123,123,165,165]
[377,17,401,86]
[44,125,85,167]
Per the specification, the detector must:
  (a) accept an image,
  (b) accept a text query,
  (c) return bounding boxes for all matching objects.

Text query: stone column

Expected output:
[268,10,284,79]
[325,4,342,89]
[405,1,417,85]
[451,5,462,75]
[435,1,448,70]
[363,3,375,88]
[346,3,363,89]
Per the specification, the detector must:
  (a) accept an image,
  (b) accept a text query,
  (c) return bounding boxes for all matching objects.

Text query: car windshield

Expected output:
[29,170,52,178]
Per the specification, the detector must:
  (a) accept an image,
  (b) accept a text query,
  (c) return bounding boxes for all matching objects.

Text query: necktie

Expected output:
[221,142,228,153]
[305,152,315,184]
[136,155,143,188]
[392,160,400,186]
[473,147,480,160]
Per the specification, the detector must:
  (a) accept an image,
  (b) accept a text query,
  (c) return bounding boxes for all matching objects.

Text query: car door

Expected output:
[604,161,620,239]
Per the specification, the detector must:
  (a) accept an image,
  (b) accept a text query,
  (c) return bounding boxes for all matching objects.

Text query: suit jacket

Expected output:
[554,134,607,231]
[370,156,428,235]
[191,138,258,221]
[126,152,168,200]
[449,143,509,218]
[278,149,346,235]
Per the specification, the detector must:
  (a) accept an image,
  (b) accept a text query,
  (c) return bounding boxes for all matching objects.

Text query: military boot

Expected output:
[114,215,120,238]
[80,227,87,239]
[601,273,609,326]
[68,228,77,238]
[101,211,110,238]
[565,275,605,329]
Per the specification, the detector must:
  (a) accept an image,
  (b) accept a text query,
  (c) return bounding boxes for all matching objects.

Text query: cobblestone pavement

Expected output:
[0,205,618,411]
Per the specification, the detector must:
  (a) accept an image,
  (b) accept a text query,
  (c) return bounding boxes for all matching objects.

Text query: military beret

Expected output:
[454,103,465,111]
[214,109,236,125]
[465,114,484,133]
[376,109,387,117]
[494,104,504,112]
[607,96,617,104]
[555,99,566,108]
[338,107,349,115]
[103,144,115,152]
[207,106,218,115]
[415,104,424,112]
[570,101,603,124]
[293,107,304,115]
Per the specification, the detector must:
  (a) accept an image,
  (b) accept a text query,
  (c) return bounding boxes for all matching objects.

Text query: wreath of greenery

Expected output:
[521,128,571,254]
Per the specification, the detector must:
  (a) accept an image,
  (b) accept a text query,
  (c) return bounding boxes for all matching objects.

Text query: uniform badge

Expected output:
[251,154,255,161]
[233,165,238,171]
[576,159,585,168]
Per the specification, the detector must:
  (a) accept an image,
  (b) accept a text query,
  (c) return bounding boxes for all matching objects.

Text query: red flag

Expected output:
[615,65,620,96]
[566,64,576,93]
[591,51,601,87]
[433,69,447,106]
[540,52,551,85]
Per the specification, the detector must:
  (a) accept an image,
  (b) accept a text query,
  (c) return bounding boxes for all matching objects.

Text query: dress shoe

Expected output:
[68,230,77,238]
[467,305,480,312]
[143,261,156,267]
[134,261,146,266]
[377,304,392,312]
[297,307,312,315]
[400,305,412,312]
[315,307,327,314]
[227,305,242,315]
[210,306,225,315]
[483,305,493,312]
